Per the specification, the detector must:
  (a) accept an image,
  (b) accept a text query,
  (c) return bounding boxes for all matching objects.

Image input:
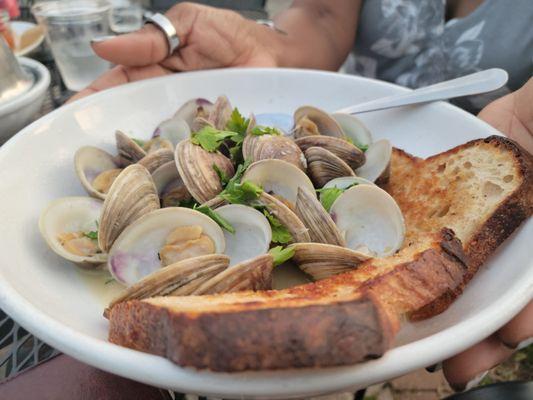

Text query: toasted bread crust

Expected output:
[109,294,393,371]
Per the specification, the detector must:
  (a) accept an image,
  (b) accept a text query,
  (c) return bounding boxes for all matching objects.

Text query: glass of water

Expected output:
[32,0,112,92]
[110,0,143,33]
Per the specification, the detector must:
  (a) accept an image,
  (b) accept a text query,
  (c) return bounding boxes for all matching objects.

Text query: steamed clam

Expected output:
[152,161,193,208]
[75,146,122,200]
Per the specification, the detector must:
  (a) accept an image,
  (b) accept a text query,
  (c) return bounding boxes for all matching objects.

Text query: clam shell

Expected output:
[257,192,310,243]
[323,176,376,189]
[305,147,355,188]
[193,254,273,294]
[74,146,120,200]
[355,139,392,184]
[242,159,315,205]
[294,187,345,246]
[295,136,365,170]
[152,161,192,208]
[39,197,106,268]
[207,95,232,129]
[138,148,174,174]
[153,117,190,147]
[292,242,371,280]
[98,164,160,253]
[330,185,405,257]
[331,113,373,149]
[115,130,146,166]
[293,106,345,139]
[105,254,229,315]
[243,134,306,171]
[174,98,213,127]
[108,207,226,285]
[175,139,235,204]
[215,205,272,265]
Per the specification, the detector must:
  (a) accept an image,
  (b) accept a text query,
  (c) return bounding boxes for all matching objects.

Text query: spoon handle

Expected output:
[336,68,509,115]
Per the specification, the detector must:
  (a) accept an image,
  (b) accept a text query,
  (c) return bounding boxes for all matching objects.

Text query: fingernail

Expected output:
[461,370,489,392]
[425,362,442,373]
[90,35,116,44]
[517,337,533,350]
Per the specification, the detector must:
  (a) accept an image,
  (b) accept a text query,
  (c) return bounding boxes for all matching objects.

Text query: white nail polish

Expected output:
[464,370,489,391]
[90,35,116,44]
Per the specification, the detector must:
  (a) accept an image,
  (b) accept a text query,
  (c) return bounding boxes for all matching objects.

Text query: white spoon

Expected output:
[336,68,508,114]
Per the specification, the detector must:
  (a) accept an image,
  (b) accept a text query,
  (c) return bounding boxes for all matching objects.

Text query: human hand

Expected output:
[70,2,280,102]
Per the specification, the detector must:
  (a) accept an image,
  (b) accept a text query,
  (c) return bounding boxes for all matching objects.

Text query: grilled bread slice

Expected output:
[108,136,532,371]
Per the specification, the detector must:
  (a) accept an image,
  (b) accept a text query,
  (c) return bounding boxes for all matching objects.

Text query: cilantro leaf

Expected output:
[263,210,293,244]
[132,138,145,148]
[194,205,235,233]
[269,246,295,266]
[191,126,239,152]
[226,108,249,135]
[83,230,98,240]
[219,180,263,205]
[317,183,359,211]
[345,136,369,152]
[213,164,230,186]
[251,126,282,136]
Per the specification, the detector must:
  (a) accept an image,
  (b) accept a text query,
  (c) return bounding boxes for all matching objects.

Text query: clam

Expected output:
[137,148,174,174]
[142,137,174,153]
[174,98,213,127]
[242,159,315,207]
[323,176,376,190]
[175,139,235,204]
[74,146,122,200]
[293,106,345,139]
[305,146,355,188]
[355,139,392,184]
[291,242,371,280]
[98,164,160,253]
[207,95,232,129]
[105,254,229,314]
[329,185,405,257]
[115,130,146,166]
[39,197,106,269]
[331,113,373,150]
[152,161,193,208]
[254,113,293,134]
[242,134,306,170]
[295,136,365,170]
[294,187,345,246]
[152,117,191,148]
[107,207,226,285]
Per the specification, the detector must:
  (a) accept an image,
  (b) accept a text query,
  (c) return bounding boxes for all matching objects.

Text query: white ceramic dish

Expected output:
[0,57,50,143]
[12,21,45,57]
[0,69,530,399]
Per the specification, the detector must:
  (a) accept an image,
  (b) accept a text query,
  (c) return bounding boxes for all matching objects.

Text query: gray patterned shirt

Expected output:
[345,0,533,112]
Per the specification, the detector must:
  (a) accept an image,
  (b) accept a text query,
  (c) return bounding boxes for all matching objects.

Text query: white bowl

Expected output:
[0,57,50,143]
[0,69,530,399]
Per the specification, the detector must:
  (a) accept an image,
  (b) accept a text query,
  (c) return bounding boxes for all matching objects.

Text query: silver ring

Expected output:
[145,13,180,56]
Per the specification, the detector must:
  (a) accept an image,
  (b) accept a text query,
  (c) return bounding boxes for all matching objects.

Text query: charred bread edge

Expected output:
[109,294,396,371]
[411,136,533,320]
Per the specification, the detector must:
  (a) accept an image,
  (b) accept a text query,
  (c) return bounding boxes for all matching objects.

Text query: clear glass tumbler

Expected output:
[32,0,112,92]
[109,0,142,33]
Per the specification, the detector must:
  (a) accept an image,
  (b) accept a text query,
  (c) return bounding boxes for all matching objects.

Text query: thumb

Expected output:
[91,23,174,67]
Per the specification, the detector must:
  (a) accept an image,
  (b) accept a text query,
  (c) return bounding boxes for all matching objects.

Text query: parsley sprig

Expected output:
[317,183,358,212]
[191,126,239,152]
[194,204,235,234]
[269,246,295,266]
[262,210,293,244]
[250,126,282,136]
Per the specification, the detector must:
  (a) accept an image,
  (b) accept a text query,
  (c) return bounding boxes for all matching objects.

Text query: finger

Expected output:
[442,335,513,391]
[497,300,533,348]
[68,64,173,103]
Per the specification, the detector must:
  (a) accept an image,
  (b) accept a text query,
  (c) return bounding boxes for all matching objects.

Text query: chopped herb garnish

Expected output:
[213,164,230,186]
[226,108,249,136]
[84,230,98,240]
[218,160,263,205]
[251,126,282,136]
[194,205,235,234]
[263,210,293,244]
[105,278,115,285]
[191,126,239,152]
[178,198,198,208]
[317,183,358,211]
[345,136,368,152]
[269,245,295,266]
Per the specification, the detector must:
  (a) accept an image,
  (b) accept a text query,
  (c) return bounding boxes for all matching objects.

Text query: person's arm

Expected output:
[71,1,361,101]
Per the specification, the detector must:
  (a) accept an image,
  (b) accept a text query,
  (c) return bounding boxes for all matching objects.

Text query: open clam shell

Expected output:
[242,159,315,206]
[193,254,273,294]
[74,146,121,200]
[152,161,192,208]
[295,187,345,246]
[175,139,235,204]
[292,242,371,280]
[115,130,146,166]
[138,148,174,174]
[293,106,345,139]
[331,113,373,149]
[105,254,229,315]
[242,134,306,171]
[305,146,355,188]
[98,164,160,253]
[323,176,376,189]
[39,197,106,268]
[355,139,392,184]
[207,95,232,129]
[330,185,405,257]
[215,204,272,266]
[295,136,365,170]
[173,98,213,127]
[108,207,226,285]
[153,116,191,148]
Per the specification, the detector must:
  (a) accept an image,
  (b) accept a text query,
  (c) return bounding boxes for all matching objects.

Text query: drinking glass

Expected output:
[32,0,112,92]
[109,0,143,33]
